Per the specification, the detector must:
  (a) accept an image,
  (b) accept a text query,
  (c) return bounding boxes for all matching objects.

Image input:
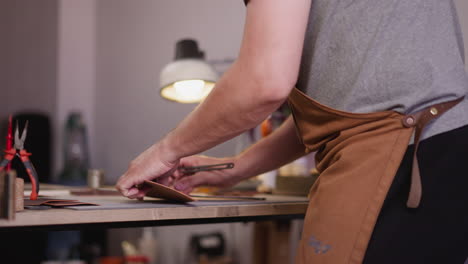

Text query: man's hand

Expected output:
[116,142,180,199]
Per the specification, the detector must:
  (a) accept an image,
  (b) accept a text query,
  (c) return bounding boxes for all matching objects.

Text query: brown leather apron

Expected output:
[287,88,463,264]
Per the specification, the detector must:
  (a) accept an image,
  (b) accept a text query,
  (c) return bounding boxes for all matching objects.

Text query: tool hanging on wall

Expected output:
[5,116,13,172]
[0,121,39,200]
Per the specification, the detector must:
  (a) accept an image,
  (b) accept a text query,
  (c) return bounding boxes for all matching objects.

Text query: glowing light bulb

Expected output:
[174,80,205,101]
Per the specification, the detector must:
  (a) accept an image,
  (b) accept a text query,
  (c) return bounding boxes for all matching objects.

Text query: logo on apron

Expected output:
[308,235,331,254]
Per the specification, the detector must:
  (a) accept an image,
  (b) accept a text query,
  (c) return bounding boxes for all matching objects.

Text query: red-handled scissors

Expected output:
[0,121,39,200]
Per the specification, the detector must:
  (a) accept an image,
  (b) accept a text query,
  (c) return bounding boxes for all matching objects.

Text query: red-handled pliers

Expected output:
[0,121,39,200]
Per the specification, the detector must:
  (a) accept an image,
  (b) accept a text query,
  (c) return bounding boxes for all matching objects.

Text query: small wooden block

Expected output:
[15,177,24,211]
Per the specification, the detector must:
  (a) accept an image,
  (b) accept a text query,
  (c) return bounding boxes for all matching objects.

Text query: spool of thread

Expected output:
[87,169,104,189]
[15,177,24,212]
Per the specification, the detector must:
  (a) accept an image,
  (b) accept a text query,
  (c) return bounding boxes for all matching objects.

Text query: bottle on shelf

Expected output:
[58,112,89,186]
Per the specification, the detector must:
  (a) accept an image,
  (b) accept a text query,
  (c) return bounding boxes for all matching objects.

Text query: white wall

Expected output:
[55,0,97,177]
[0,0,58,150]
[0,0,97,178]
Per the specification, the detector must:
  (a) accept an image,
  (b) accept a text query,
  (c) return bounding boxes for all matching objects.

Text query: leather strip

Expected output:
[402,96,464,208]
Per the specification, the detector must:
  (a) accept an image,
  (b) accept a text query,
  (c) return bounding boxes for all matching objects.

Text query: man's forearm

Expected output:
[160,62,289,162]
[158,0,311,162]
[235,117,307,179]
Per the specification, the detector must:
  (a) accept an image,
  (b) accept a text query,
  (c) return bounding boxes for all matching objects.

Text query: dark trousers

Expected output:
[364,125,468,264]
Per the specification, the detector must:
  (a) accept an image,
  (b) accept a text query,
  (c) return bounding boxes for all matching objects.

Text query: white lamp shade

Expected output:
[160,59,218,103]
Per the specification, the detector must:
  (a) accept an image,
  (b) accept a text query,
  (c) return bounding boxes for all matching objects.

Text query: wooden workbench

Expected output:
[0,193,309,231]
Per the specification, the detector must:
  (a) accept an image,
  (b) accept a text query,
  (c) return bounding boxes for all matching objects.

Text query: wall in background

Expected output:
[0,0,58,154]
[94,0,246,183]
[55,0,97,178]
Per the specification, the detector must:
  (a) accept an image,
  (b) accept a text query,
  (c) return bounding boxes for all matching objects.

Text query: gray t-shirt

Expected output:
[297,0,468,139]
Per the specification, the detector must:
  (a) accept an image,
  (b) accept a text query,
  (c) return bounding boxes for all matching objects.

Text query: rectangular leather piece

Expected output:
[24,198,98,207]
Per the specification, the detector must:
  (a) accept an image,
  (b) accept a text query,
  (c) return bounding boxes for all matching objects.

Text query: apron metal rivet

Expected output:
[430,107,438,115]
[406,117,415,125]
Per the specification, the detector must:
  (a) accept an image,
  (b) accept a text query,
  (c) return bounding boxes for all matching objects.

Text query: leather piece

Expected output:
[142,181,263,203]
[42,201,98,207]
[24,198,98,207]
[403,97,465,208]
[403,96,464,208]
[143,180,195,202]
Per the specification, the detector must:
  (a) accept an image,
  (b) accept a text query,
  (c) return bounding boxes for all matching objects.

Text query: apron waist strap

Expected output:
[402,96,464,208]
